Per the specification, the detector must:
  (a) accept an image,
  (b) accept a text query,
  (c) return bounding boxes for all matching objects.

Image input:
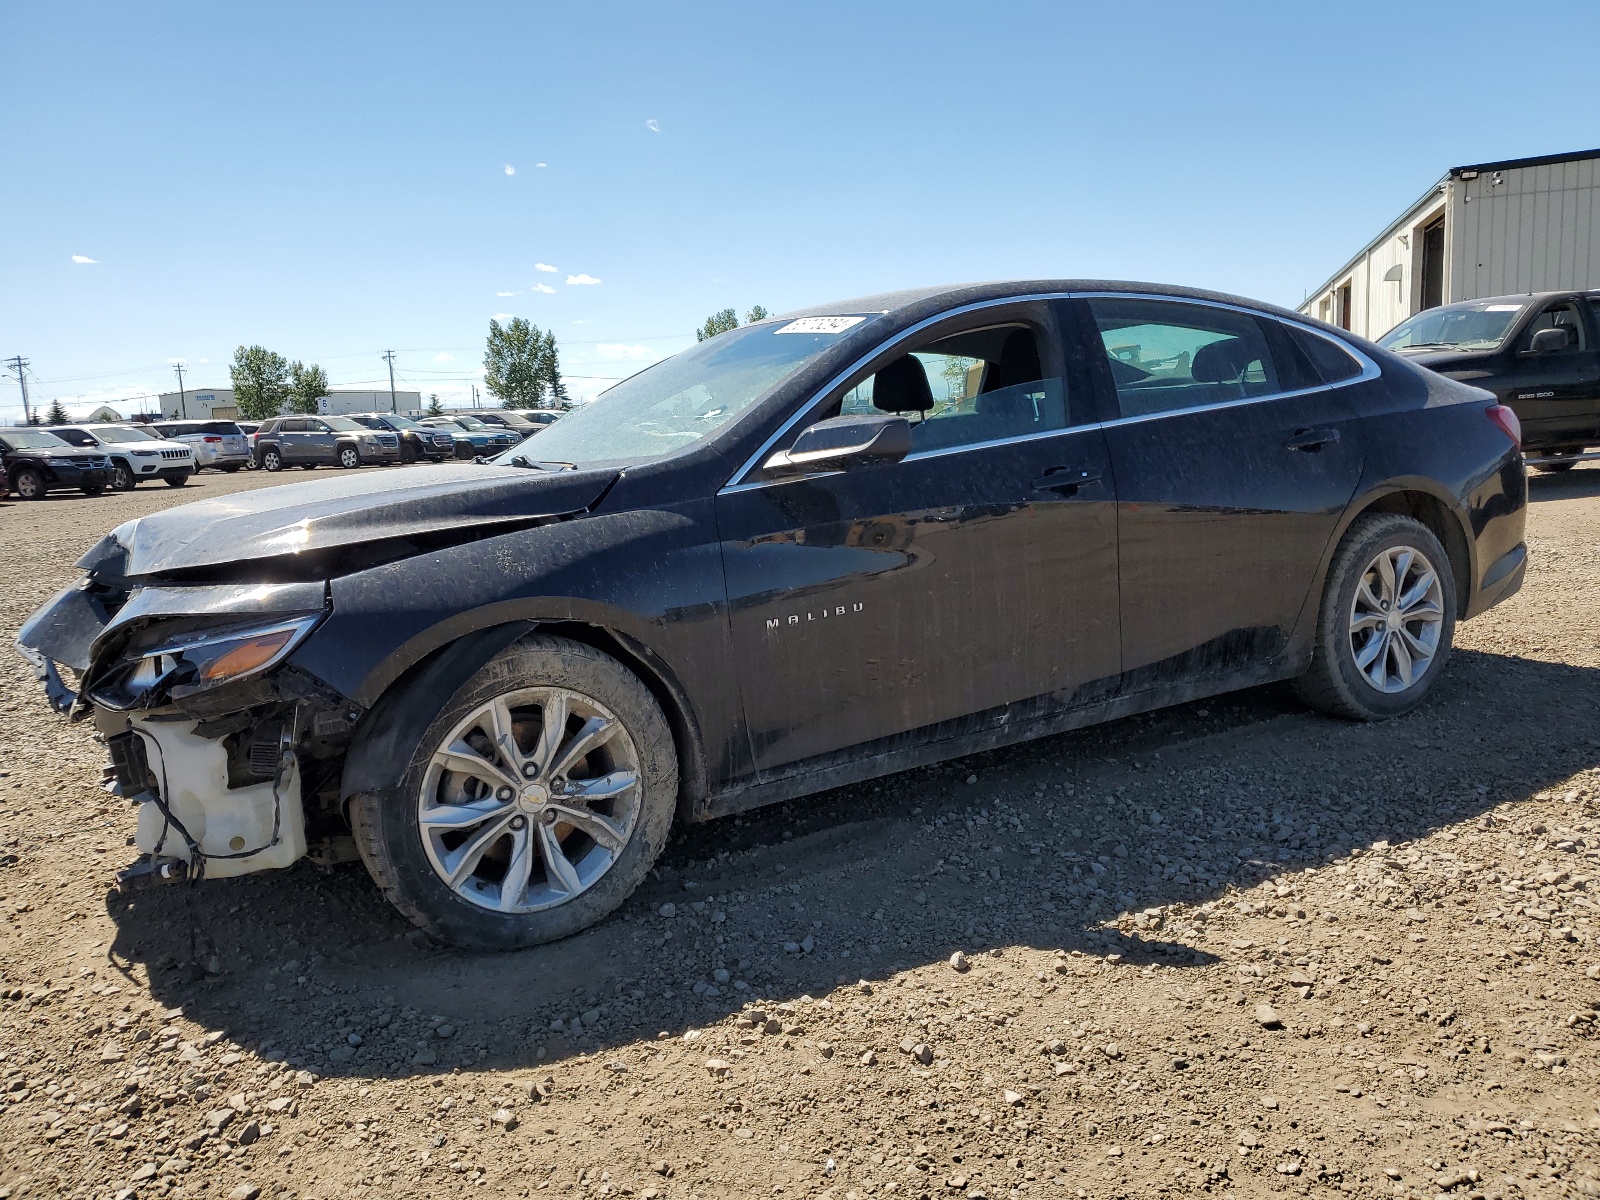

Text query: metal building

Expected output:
[156,387,421,420]
[1300,147,1600,340]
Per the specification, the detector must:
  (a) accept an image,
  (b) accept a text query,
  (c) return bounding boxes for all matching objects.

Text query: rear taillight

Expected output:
[1487,404,1521,447]
[204,435,222,443]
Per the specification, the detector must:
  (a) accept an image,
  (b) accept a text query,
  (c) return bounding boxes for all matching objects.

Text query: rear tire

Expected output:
[165,473,191,488]
[13,467,45,500]
[81,482,104,497]
[1294,514,1457,721]
[221,465,243,473]
[349,634,678,951]
[302,464,318,471]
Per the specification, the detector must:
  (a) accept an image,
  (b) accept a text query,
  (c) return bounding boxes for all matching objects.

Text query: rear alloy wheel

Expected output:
[350,634,677,950]
[338,446,361,469]
[13,467,45,500]
[1294,514,1457,720]
[260,449,282,472]
[110,461,136,491]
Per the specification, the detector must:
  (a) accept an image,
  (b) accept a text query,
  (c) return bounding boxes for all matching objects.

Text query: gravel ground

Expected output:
[0,465,1597,1200]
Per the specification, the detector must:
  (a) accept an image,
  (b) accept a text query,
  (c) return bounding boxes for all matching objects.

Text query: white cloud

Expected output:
[503,164,515,176]
[71,254,98,264]
[535,162,547,168]
[646,119,660,133]
[533,282,556,294]
[433,352,454,363]
[535,262,558,273]
[566,273,601,286]
[597,344,655,361]
[167,357,187,365]
[492,312,515,320]
[496,290,519,297]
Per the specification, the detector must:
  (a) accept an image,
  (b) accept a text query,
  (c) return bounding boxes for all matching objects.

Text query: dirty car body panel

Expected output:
[14,279,1528,943]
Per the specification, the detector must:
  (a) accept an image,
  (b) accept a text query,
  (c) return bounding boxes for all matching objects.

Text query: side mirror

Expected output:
[762,413,912,478]
[1528,327,1569,354]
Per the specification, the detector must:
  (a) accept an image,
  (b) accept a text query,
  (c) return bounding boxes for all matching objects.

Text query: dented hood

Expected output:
[87,463,619,578]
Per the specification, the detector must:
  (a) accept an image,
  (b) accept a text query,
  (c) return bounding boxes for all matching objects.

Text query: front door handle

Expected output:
[1031,467,1103,495]
[1285,427,1341,452]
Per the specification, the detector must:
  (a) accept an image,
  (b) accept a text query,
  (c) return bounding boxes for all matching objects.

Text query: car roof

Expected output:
[1410,292,1577,313]
[777,279,1324,325]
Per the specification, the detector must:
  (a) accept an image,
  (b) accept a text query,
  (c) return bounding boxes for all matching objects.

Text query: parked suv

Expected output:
[1380,291,1600,471]
[151,420,252,472]
[417,415,522,457]
[345,413,456,462]
[0,427,112,498]
[252,416,397,471]
[453,408,541,437]
[47,424,194,490]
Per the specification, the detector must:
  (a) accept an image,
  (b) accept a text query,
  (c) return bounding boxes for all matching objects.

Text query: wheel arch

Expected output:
[1341,481,1474,618]
[339,617,706,828]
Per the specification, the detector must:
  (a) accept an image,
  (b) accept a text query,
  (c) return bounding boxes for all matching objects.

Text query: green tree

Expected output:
[427,393,444,417]
[230,345,292,420]
[44,399,70,425]
[288,361,330,415]
[485,317,550,407]
[744,305,770,323]
[697,308,739,342]
[540,330,571,409]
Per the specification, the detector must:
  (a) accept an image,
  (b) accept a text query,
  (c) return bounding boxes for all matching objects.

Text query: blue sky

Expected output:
[2,1,1597,420]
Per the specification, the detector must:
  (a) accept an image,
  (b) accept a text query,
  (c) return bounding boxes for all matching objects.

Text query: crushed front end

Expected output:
[16,532,362,884]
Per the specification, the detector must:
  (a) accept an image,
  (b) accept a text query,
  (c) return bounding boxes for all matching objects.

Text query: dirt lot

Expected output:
[1,465,1597,1200]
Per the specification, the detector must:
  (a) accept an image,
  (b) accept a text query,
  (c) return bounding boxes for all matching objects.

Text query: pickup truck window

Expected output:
[1519,301,1587,352]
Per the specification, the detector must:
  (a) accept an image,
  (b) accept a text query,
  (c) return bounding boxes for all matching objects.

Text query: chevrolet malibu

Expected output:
[15,282,1528,950]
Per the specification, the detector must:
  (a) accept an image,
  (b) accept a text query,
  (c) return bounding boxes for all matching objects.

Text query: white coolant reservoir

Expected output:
[132,719,307,879]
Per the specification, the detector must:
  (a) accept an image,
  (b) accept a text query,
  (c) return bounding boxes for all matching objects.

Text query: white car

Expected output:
[46,424,196,491]
[150,420,252,472]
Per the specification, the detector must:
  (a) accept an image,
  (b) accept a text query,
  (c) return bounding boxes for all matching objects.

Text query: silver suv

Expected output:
[150,420,252,472]
[252,416,398,471]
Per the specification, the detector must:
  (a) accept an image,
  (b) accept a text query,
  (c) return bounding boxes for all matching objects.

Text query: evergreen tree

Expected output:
[44,399,70,425]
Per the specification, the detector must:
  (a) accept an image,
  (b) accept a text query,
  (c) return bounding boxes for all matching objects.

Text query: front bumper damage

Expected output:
[16,574,354,885]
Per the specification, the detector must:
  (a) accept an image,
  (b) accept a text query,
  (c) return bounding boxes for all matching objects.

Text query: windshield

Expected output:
[323,418,366,431]
[383,415,422,429]
[493,317,873,468]
[92,425,158,443]
[3,430,74,450]
[453,417,490,430]
[1379,302,1525,352]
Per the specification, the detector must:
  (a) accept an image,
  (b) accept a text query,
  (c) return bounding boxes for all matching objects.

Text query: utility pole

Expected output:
[173,362,188,420]
[382,350,397,414]
[5,356,31,424]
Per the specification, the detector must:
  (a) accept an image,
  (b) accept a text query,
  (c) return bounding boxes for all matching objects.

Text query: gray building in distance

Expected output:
[158,387,423,420]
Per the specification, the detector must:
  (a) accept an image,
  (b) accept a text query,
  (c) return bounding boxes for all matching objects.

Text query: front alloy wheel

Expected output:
[419,688,642,914]
[110,462,135,491]
[338,446,361,469]
[349,634,677,950]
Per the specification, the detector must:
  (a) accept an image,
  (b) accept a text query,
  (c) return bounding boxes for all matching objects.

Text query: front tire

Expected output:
[338,445,362,469]
[1294,514,1457,721]
[110,461,136,491]
[350,634,678,951]
[12,467,45,500]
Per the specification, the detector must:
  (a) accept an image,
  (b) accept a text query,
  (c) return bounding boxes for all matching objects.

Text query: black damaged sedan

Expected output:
[15,282,1528,949]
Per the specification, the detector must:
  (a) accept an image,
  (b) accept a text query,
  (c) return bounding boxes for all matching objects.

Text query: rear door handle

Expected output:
[1285,427,1340,452]
[1031,467,1103,495]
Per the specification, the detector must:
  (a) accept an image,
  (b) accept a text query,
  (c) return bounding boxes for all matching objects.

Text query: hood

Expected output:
[83,462,618,579]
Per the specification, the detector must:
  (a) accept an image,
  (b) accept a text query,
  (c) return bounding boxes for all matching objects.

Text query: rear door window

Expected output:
[1086,298,1280,418]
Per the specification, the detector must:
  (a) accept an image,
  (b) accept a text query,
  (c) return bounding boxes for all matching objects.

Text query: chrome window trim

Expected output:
[717,290,1380,494]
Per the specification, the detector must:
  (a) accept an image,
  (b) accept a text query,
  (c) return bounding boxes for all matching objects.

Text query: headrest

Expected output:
[982,329,1043,393]
[1191,337,1253,383]
[872,355,934,413]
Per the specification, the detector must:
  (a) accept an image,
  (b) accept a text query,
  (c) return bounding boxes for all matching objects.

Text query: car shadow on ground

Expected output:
[99,645,1600,1080]
[1527,461,1600,500]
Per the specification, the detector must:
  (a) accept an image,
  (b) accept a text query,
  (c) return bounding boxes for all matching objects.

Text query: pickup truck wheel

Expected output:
[338,445,362,469]
[110,461,136,491]
[12,467,45,500]
[1293,514,1457,721]
[260,449,282,472]
[350,634,678,951]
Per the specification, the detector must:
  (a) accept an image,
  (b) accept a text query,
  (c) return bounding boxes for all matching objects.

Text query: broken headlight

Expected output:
[88,615,322,710]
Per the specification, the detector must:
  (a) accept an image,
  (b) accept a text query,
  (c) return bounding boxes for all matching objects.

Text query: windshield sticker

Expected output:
[774,316,867,336]
[1484,304,1523,312]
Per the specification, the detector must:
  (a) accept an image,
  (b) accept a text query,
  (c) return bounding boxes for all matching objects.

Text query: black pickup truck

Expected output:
[1379,291,1600,471]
